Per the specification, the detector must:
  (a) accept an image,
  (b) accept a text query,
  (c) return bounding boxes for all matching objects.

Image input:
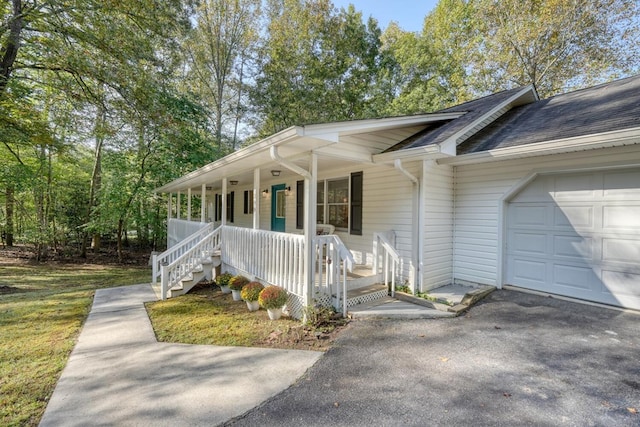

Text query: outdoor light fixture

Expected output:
[229,180,238,185]
[271,170,281,177]
[285,186,291,195]
[262,189,269,197]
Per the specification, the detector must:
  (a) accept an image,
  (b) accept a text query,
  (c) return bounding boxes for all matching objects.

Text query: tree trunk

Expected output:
[0,0,23,97]
[81,105,105,257]
[5,185,14,247]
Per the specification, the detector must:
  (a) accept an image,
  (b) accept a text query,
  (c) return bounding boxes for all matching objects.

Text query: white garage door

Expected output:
[506,169,640,310]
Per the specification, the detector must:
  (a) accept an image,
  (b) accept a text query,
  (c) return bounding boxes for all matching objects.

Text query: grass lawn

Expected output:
[146,283,348,351]
[0,259,150,427]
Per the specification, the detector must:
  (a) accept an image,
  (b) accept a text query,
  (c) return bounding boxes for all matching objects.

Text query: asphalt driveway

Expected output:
[227,290,640,426]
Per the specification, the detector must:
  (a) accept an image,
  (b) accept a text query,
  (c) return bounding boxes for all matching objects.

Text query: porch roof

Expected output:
[155,113,462,193]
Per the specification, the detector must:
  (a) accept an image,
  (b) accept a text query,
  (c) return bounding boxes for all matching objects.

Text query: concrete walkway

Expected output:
[39,284,322,427]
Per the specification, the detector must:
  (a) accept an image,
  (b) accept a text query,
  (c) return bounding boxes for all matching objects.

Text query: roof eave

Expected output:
[438,127,640,166]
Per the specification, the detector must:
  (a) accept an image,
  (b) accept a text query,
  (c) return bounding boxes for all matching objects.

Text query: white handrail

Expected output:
[152,222,216,284]
[160,226,222,299]
[373,232,400,297]
[312,234,354,317]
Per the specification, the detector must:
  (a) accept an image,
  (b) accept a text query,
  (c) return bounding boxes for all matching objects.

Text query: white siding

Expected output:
[422,161,453,290]
[453,144,640,287]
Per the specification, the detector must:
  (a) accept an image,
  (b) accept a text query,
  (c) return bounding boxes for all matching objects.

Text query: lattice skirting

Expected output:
[285,293,306,320]
[345,288,388,307]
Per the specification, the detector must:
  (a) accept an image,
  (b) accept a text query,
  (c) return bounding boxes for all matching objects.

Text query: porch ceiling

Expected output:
[156,114,458,194]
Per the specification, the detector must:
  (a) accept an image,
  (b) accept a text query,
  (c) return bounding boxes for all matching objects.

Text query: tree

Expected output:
[251,0,390,134]
[186,0,261,149]
[471,0,640,97]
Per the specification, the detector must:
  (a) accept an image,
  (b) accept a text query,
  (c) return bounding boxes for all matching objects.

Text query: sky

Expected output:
[330,0,439,32]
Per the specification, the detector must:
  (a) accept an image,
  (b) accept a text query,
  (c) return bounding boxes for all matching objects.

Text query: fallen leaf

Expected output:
[334,402,340,408]
[503,392,511,398]
[418,334,425,338]
[628,407,638,414]
[439,357,449,362]
[494,325,502,330]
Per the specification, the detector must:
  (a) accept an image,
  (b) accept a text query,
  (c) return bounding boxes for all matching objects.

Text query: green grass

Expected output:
[146,284,308,347]
[0,261,150,427]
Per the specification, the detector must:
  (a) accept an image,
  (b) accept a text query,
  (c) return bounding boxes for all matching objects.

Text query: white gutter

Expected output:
[438,126,640,166]
[270,146,312,179]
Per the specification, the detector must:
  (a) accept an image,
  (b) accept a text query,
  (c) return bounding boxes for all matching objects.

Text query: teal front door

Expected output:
[271,184,286,232]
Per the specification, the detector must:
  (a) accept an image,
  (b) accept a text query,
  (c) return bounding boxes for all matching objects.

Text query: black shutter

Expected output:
[350,171,363,235]
[296,180,304,229]
[227,191,235,223]
[215,194,220,221]
[243,190,249,214]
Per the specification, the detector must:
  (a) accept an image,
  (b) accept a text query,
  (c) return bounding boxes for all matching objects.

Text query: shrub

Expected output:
[229,275,250,291]
[216,272,233,287]
[240,281,264,302]
[258,286,289,309]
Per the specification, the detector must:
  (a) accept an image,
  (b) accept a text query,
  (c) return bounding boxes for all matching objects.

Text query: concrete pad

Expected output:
[40,284,322,427]
[426,283,472,305]
[350,298,455,319]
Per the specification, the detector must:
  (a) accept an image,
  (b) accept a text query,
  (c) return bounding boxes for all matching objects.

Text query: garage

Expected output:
[506,169,640,310]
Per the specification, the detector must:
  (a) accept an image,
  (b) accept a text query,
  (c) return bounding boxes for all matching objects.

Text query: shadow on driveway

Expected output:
[227,290,640,426]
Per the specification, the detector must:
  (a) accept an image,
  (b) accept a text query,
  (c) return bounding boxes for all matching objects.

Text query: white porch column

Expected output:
[201,184,206,223]
[304,153,318,307]
[177,192,181,219]
[253,168,260,229]
[167,193,172,222]
[187,188,192,221]
[221,178,228,225]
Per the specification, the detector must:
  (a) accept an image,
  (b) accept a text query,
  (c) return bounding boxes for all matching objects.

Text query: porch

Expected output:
[151,222,399,319]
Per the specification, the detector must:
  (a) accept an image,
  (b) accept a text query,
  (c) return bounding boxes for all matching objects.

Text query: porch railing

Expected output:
[152,222,216,285]
[221,226,306,297]
[160,226,222,300]
[373,232,400,296]
[312,234,355,317]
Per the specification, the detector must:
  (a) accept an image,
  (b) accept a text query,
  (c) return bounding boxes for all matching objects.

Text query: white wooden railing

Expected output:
[221,226,306,297]
[152,222,217,285]
[373,232,400,296]
[160,226,222,300]
[312,235,355,316]
[168,218,210,248]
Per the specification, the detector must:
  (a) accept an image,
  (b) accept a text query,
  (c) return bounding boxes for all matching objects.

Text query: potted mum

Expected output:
[216,272,233,294]
[241,281,264,312]
[258,286,289,320]
[229,275,250,301]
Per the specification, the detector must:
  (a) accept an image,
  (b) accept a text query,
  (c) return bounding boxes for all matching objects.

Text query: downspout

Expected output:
[394,159,422,292]
[270,146,311,179]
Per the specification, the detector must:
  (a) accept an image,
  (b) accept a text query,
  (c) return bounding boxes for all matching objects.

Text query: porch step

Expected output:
[345,283,388,308]
[169,257,215,298]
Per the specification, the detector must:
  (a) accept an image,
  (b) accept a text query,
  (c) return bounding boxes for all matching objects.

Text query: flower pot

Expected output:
[267,307,283,320]
[231,289,242,301]
[220,285,231,294]
[246,300,260,312]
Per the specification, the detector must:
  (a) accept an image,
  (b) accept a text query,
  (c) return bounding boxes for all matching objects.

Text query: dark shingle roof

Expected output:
[457,75,640,155]
[383,87,527,153]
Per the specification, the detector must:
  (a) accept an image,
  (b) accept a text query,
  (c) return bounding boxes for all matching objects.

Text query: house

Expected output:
[153,75,640,317]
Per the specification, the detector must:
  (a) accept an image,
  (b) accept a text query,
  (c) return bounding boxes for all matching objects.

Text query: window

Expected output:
[275,189,286,218]
[215,192,234,222]
[243,190,254,214]
[296,172,363,234]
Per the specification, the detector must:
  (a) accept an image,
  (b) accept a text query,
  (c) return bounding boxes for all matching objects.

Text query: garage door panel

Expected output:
[506,169,640,310]
[552,174,598,199]
[601,270,640,298]
[553,264,596,291]
[510,259,547,285]
[603,206,640,230]
[510,205,548,227]
[603,170,640,196]
[602,238,640,263]
[509,231,547,255]
[554,206,594,229]
[553,235,593,260]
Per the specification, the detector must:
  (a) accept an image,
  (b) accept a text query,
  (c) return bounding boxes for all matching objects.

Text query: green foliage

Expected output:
[215,272,234,287]
[228,275,250,291]
[258,285,288,309]
[240,281,265,301]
